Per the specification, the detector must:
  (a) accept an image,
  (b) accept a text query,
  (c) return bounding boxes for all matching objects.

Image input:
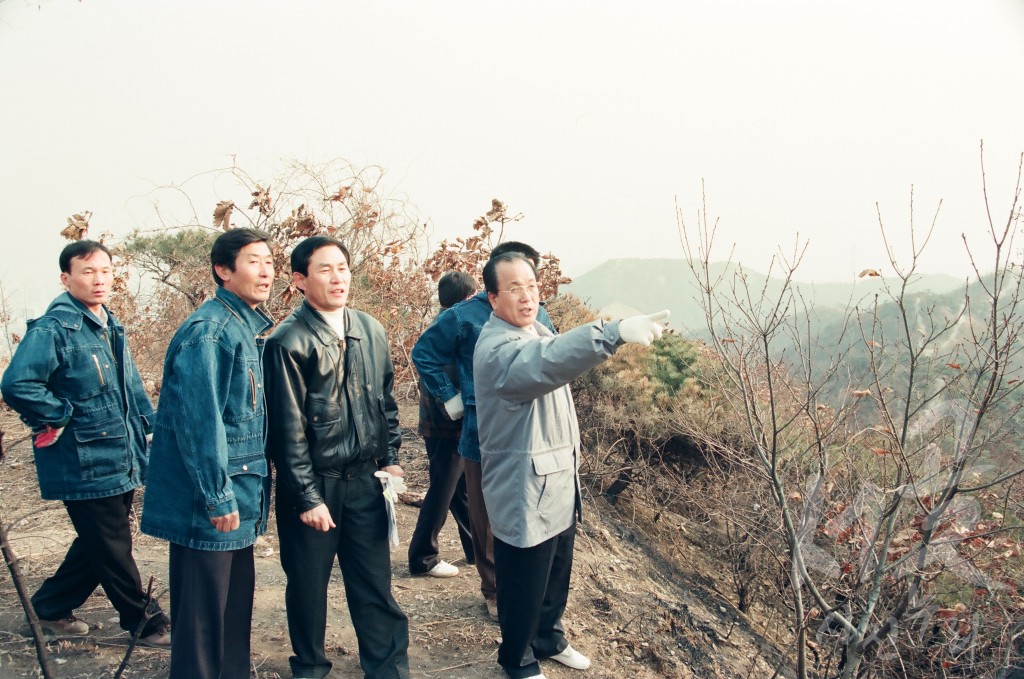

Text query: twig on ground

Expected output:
[113,575,155,678]
[0,431,55,679]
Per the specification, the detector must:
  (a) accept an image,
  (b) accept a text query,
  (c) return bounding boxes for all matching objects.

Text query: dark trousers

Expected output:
[493,524,575,679]
[407,436,474,574]
[463,459,496,602]
[31,491,168,636]
[167,543,254,679]
[277,472,410,679]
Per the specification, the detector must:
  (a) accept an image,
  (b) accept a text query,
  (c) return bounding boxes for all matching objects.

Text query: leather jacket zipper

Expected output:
[92,354,106,387]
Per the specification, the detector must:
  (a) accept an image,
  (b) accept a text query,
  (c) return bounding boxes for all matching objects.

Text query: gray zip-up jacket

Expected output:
[473,314,623,548]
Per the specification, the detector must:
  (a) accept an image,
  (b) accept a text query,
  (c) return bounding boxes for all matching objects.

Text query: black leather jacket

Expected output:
[264,302,401,512]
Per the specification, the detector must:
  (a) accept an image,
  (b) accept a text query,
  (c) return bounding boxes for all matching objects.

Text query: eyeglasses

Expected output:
[499,282,540,297]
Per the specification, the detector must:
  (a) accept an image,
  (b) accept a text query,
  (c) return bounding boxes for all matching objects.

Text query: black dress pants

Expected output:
[31,490,168,636]
[493,524,575,679]
[167,543,255,679]
[277,472,410,679]
[463,460,497,602]
[407,436,474,574]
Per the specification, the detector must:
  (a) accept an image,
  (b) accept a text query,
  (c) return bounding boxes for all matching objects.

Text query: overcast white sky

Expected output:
[2,0,1023,314]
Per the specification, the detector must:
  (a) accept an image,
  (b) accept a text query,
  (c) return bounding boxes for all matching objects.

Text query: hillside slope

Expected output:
[0,403,791,679]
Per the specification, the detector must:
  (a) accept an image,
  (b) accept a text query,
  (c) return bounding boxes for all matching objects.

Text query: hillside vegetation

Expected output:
[2,155,1023,678]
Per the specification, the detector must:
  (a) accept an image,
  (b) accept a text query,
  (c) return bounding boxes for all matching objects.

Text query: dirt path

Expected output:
[0,408,787,678]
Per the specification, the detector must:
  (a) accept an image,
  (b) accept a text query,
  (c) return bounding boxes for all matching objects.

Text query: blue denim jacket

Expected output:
[410,292,553,462]
[0,293,154,501]
[140,288,273,551]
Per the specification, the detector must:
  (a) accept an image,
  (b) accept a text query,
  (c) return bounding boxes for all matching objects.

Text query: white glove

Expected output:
[374,471,403,548]
[619,310,670,347]
[443,393,465,420]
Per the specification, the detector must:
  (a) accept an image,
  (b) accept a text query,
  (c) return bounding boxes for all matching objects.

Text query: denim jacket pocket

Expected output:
[74,417,129,480]
[227,454,267,478]
[62,347,114,401]
[223,360,265,424]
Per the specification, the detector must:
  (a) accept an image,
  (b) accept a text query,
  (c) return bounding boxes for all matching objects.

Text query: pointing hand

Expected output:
[619,310,670,347]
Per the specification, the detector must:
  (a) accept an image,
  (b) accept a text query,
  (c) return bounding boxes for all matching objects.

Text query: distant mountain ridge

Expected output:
[562,258,967,334]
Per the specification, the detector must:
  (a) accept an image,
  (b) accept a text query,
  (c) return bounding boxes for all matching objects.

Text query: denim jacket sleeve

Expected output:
[411,307,461,405]
[125,349,155,430]
[0,320,73,430]
[166,335,238,518]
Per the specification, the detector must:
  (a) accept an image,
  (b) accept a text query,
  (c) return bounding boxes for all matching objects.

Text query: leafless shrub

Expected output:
[676,144,1024,678]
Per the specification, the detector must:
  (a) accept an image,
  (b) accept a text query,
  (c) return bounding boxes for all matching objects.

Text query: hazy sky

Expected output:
[2,0,1023,313]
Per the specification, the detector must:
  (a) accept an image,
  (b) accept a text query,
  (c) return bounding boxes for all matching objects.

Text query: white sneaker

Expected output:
[524,673,548,679]
[549,644,591,670]
[425,560,459,578]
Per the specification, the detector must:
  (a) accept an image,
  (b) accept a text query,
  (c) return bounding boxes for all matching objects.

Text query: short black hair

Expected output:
[482,252,535,295]
[490,241,542,269]
[210,228,271,286]
[437,271,477,308]
[290,236,350,277]
[59,240,112,273]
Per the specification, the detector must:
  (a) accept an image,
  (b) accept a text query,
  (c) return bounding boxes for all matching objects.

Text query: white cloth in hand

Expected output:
[619,310,670,346]
[375,471,404,548]
[443,393,465,420]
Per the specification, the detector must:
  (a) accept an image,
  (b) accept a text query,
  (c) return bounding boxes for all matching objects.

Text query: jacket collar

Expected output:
[214,288,273,335]
[485,312,553,338]
[297,301,366,345]
[45,292,118,331]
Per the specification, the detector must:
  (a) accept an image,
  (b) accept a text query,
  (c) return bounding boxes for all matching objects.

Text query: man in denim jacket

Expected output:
[140,228,275,679]
[411,242,554,620]
[406,271,477,580]
[1,240,170,645]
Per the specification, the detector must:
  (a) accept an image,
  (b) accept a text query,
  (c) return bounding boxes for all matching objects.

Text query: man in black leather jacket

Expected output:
[264,236,409,679]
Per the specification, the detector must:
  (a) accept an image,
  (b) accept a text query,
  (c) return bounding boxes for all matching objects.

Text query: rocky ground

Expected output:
[0,403,792,678]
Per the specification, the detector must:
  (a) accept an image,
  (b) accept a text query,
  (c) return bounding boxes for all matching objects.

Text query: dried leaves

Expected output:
[328,185,351,202]
[249,185,272,216]
[61,212,91,241]
[485,198,506,223]
[213,201,235,230]
[280,204,319,237]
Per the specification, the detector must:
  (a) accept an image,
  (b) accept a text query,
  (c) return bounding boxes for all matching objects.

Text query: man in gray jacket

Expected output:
[473,251,668,679]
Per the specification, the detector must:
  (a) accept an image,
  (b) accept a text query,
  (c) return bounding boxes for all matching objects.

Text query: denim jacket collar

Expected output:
[46,292,119,332]
[214,287,273,336]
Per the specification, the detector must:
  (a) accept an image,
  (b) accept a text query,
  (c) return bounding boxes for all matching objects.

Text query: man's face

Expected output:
[217,241,275,308]
[293,245,351,313]
[61,250,114,313]
[488,259,539,329]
